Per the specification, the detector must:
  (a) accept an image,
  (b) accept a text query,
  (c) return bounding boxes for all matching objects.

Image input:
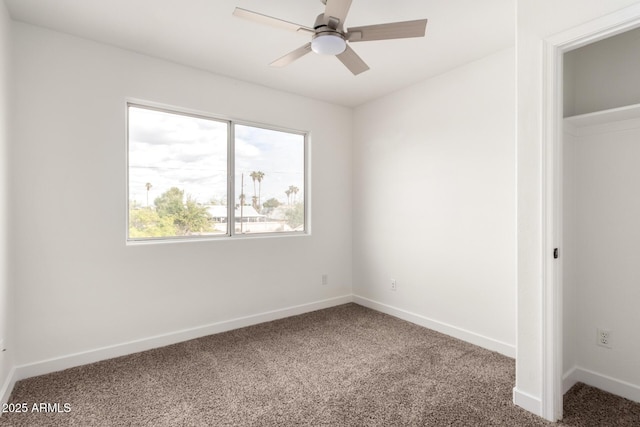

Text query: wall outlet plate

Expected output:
[596,328,611,348]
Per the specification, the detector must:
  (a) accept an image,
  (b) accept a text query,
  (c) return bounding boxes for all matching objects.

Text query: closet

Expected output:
[562,27,640,403]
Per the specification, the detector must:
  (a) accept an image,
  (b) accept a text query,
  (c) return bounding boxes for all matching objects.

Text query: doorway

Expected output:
[542,6,640,421]
[562,29,640,405]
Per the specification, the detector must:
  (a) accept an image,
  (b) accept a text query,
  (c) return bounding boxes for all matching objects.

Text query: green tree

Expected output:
[209,195,227,206]
[285,189,291,205]
[129,208,176,238]
[262,197,280,216]
[154,187,212,236]
[262,198,280,210]
[285,203,304,230]
[173,196,212,235]
[154,187,185,218]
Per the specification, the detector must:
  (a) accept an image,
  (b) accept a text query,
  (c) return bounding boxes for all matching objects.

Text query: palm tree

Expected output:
[250,171,265,211]
[250,171,259,209]
[285,189,292,205]
[289,185,299,204]
[145,182,152,207]
[256,171,265,210]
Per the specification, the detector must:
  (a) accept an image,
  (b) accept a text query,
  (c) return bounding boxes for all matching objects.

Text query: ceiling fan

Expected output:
[233,0,428,75]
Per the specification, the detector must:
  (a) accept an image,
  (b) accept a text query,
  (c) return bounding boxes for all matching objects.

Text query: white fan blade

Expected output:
[347,19,428,42]
[336,45,369,75]
[270,43,313,67]
[233,8,315,35]
[324,0,353,26]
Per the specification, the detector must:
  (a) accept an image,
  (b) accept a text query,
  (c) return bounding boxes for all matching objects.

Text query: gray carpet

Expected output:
[1,303,638,426]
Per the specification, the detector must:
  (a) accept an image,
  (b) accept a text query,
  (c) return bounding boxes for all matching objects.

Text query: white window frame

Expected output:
[126,101,309,244]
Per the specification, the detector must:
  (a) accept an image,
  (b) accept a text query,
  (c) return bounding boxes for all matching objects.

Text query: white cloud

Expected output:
[128,107,304,207]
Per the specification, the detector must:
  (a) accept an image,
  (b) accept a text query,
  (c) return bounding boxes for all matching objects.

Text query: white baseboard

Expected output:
[11,295,353,385]
[563,366,640,404]
[562,366,579,394]
[513,387,543,417]
[353,295,516,357]
[0,366,17,408]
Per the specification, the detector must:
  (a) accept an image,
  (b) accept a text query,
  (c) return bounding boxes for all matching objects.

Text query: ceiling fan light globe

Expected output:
[311,33,346,55]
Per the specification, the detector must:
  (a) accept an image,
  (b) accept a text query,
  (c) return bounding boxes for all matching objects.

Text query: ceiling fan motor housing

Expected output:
[312,13,346,55]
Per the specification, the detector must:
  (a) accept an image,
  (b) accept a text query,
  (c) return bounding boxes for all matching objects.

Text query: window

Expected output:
[127,104,307,241]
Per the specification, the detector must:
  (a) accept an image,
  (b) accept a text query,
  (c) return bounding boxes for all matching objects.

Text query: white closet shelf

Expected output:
[564,103,640,128]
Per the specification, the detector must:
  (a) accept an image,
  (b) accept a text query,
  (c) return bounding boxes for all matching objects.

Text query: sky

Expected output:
[128,106,305,208]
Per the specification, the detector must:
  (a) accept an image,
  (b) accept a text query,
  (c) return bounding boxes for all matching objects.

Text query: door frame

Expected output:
[541,4,640,421]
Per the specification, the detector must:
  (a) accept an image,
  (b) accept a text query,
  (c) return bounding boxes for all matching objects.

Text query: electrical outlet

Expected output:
[390,279,397,291]
[321,274,328,286]
[596,328,611,348]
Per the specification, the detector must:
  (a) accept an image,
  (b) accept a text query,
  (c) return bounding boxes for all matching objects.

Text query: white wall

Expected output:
[516,0,640,418]
[10,22,353,369]
[352,48,516,356]
[562,127,578,384]
[0,0,12,402]
[562,52,577,118]
[563,115,640,402]
[564,27,640,117]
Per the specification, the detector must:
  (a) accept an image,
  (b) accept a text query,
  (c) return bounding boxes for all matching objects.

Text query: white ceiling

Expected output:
[4,0,515,107]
